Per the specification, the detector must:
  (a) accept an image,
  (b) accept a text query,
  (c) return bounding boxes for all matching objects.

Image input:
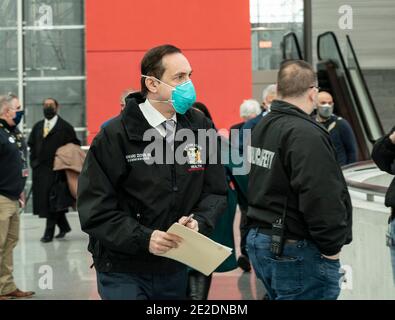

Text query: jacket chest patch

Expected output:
[185,144,205,172]
[125,153,152,163]
[185,144,202,165]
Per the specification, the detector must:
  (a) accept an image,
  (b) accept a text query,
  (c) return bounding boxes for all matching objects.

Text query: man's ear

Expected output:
[308,89,316,102]
[145,77,158,94]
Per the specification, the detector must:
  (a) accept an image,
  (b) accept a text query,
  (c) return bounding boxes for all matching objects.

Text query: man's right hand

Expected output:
[389,131,395,144]
[149,230,183,255]
[322,253,340,260]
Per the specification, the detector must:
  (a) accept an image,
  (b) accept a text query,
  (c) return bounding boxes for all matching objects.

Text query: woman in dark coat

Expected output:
[28,98,80,242]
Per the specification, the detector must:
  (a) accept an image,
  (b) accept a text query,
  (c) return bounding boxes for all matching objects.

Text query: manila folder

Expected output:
[158,223,232,276]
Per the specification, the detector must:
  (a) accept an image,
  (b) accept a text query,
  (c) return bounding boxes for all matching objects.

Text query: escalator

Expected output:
[282,32,304,61]
[316,32,384,160]
[281,31,384,161]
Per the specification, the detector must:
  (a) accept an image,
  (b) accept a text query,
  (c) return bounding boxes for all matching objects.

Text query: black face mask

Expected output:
[43,106,56,120]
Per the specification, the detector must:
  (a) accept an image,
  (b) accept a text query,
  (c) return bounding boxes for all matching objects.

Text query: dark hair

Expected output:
[140,44,182,97]
[43,97,59,107]
[192,102,213,120]
[277,60,316,98]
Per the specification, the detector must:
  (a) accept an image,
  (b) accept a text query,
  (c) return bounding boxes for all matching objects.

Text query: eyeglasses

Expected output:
[309,86,321,91]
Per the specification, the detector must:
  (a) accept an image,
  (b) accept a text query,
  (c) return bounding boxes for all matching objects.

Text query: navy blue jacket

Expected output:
[319,115,358,166]
[0,119,27,200]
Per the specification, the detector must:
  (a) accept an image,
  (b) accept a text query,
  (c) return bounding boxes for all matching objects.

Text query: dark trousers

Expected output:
[239,204,249,257]
[43,211,71,239]
[187,269,212,300]
[96,269,188,300]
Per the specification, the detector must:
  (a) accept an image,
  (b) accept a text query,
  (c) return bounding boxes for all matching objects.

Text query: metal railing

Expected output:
[342,160,388,201]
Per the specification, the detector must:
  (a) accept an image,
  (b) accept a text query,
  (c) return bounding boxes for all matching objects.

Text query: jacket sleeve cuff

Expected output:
[319,246,342,256]
[137,226,154,253]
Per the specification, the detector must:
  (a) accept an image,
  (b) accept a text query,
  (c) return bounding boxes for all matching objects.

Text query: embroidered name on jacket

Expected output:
[125,153,151,163]
[249,146,275,169]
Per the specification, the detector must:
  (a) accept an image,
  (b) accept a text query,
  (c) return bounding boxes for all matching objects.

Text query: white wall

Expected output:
[312,0,395,69]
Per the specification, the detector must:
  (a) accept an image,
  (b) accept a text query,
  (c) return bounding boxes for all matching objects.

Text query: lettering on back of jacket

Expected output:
[249,146,275,169]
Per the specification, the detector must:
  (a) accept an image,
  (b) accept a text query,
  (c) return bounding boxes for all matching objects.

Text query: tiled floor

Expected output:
[12,212,264,300]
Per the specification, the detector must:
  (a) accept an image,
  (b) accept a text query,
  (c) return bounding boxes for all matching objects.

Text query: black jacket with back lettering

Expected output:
[77,92,227,273]
[247,100,352,256]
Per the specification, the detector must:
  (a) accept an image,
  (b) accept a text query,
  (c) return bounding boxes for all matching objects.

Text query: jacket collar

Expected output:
[317,114,338,126]
[270,100,329,135]
[121,92,199,141]
[0,118,14,131]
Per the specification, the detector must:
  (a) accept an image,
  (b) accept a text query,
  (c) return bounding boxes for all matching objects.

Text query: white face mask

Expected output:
[317,103,334,118]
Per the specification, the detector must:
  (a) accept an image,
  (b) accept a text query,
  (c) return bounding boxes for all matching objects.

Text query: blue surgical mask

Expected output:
[13,110,24,126]
[142,75,197,114]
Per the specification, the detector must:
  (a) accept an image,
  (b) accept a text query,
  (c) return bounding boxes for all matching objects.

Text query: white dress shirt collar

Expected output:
[44,115,58,131]
[139,99,176,137]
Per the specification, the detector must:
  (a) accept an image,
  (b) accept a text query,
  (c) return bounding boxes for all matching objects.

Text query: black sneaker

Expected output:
[237,255,251,272]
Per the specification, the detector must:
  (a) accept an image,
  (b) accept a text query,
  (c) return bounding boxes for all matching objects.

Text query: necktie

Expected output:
[162,119,176,149]
[43,121,50,138]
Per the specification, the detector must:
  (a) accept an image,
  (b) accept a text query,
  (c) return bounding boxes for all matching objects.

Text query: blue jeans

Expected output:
[96,269,187,300]
[247,228,343,300]
[390,220,395,285]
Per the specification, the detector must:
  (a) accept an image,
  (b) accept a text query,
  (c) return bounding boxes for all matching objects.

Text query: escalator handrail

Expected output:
[342,160,388,196]
[317,31,383,143]
[317,31,348,70]
[282,31,304,61]
[345,34,384,139]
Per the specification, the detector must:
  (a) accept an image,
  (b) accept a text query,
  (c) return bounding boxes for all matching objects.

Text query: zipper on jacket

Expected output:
[171,165,178,192]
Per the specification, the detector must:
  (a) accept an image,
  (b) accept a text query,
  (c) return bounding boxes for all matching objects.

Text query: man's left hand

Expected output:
[19,192,25,209]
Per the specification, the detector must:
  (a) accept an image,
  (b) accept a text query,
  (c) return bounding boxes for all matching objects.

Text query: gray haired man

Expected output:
[0,93,34,299]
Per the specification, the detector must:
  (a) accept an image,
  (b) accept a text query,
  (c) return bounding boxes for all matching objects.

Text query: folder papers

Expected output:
[157,223,233,276]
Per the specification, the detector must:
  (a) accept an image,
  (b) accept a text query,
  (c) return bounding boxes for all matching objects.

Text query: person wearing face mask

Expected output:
[0,93,35,299]
[315,91,358,166]
[77,45,227,300]
[238,85,277,152]
[28,98,80,243]
[247,60,352,300]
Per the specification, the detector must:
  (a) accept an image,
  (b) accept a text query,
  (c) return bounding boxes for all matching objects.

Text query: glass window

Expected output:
[250,0,304,70]
[0,0,17,27]
[0,31,17,78]
[0,1,18,91]
[23,0,84,26]
[24,29,85,78]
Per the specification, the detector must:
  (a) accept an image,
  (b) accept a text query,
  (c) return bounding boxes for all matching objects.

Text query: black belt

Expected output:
[256,227,302,243]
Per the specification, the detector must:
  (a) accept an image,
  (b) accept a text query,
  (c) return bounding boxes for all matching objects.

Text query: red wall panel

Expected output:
[86,0,251,142]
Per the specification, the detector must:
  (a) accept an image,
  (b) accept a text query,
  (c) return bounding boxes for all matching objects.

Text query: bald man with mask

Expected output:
[316,91,358,166]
